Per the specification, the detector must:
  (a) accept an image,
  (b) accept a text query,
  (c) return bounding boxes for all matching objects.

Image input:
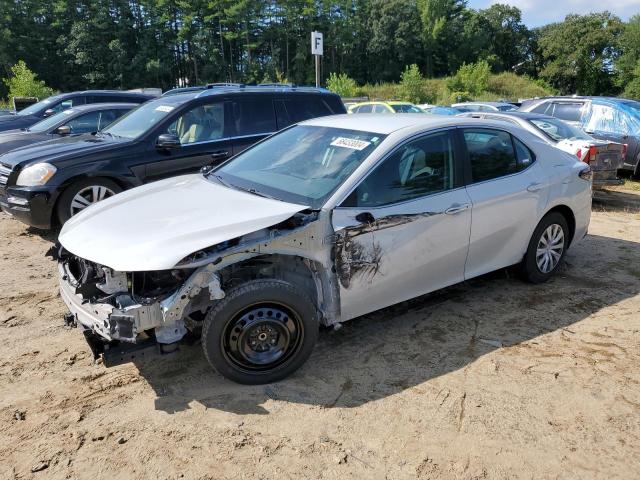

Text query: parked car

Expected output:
[0,103,135,156]
[0,86,345,229]
[0,90,155,133]
[56,114,591,384]
[519,96,640,175]
[452,101,518,112]
[348,101,424,114]
[422,106,465,116]
[458,111,625,188]
[0,109,14,116]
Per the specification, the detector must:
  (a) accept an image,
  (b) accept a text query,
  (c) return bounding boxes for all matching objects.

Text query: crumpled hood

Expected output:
[0,133,125,168]
[59,174,308,271]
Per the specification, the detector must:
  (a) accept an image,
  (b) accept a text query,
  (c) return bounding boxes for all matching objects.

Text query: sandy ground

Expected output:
[1,191,639,480]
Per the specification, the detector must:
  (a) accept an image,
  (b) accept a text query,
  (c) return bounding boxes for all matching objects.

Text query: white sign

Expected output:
[330,137,371,151]
[311,31,323,56]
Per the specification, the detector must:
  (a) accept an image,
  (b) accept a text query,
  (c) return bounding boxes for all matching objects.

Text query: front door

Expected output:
[332,130,472,321]
[144,100,232,182]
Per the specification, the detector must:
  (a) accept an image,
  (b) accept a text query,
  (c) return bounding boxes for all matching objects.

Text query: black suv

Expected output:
[0,86,345,229]
[0,90,156,133]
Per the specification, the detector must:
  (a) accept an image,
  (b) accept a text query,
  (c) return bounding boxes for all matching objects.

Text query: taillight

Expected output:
[576,149,582,160]
[582,145,598,164]
[579,165,592,181]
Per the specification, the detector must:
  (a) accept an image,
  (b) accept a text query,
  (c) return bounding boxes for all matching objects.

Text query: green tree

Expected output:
[326,72,358,97]
[398,64,425,103]
[617,15,640,93]
[536,12,623,95]
[3,61,55,100]
[447,60,490,96]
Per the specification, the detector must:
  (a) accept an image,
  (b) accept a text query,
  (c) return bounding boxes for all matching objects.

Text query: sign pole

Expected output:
[311,31,323,88]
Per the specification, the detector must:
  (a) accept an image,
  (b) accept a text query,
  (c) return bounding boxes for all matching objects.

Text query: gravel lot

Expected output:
[1,188,639,480]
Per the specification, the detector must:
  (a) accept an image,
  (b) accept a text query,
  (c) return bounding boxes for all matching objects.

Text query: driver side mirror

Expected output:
[156,133,181,150]
[55,125,71,136]
[43,109,55,118]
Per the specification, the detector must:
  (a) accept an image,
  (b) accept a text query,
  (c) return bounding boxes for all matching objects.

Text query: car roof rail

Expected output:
[206,83,245,88]
[256,83,297,88]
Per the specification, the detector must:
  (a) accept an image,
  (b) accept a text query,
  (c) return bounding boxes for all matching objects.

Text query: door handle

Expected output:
[210,150,229,162]
[527,182,544,192]
[444,203,470,215]
[355,212,375,224]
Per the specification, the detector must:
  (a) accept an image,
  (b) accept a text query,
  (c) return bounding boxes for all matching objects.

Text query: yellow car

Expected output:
[347,101,424,114]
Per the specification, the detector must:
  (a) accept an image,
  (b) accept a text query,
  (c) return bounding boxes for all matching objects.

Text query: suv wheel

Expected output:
[202,280,319,384]
[521,212,569,283]
[56,178,122,224]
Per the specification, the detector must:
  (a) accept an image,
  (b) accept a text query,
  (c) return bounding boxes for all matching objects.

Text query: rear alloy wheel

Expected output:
[202,280,318,384]
[521,212,569,283]
[56,178,122,224]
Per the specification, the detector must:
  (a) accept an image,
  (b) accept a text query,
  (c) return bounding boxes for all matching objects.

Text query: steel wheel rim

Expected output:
[70,185,115,216]
[222,302,303,372]
[536,223,565,274]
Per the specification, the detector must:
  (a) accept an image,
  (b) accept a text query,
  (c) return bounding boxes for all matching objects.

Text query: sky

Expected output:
[467,0,639,26]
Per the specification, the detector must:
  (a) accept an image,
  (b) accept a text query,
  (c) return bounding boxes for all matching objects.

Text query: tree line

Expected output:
[0,0,639,99]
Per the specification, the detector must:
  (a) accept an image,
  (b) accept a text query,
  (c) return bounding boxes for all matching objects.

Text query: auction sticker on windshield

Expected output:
[330,137,371,150]
[155,105,174,113]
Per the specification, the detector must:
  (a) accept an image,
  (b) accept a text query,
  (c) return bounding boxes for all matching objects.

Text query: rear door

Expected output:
[461,128,549,279]
[143,99,233,182]
[230,96,277,155]
[332,129,472,321]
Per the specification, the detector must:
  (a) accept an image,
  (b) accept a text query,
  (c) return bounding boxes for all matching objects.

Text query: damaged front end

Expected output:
[57,248,225,363]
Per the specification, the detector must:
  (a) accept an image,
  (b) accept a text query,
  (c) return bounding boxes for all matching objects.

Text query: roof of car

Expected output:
[525,95,639,105]
[55,90,155,98]
[462,111,556,121]
[62,102,138,112]
[453,101,514,107]
[162,84,335,99]
[301,113,469,134]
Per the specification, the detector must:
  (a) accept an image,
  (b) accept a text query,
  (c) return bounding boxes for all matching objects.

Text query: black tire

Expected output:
[56,177,122,224]
[202,279,319,384]
[521,212,569,284]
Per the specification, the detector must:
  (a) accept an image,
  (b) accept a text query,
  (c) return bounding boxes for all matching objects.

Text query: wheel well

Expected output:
[51,175,131,226]
[216,254,321,310]
[545,205,576,245]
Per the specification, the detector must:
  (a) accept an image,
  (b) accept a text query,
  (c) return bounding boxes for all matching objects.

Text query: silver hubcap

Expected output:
[536,224,564,274]
[70,185,115,216]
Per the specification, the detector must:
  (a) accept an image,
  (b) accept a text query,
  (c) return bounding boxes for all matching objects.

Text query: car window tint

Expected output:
[49,97,83,114]
[98,109,126,130]
[550,102,583,122]
[66,111,101,133]
[344,131,455,207]
[463,128,528,182]
[274,100,291,129]
[373,104,389,114]
[513,137,535,167]
[167,102,225,144]
[356,104,373,113]
[232,98,276,136]
[282,98,332,123]
[583,104,631,135]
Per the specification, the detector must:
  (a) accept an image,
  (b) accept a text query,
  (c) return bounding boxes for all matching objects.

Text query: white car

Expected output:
[57,114,592,384]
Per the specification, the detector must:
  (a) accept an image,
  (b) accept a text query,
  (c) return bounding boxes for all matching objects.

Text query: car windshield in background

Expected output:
[213,125,385,208]
[101,98,183,139]
[621,101,640,134]
[27,109,74,132]
[16,97,60,116]
[497,105,518,111]
[530,117,592,142]
[391,104,423,113]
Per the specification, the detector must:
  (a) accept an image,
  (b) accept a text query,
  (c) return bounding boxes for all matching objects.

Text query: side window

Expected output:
[66,111,101,133]
[274,100,291,130]
[232,98,276,136]
[550,102,583,122]
[531,102,552,115]
[49,97,83,114]
[97,109,126,130]
[583,104,631,135]
[343,131,456,207]
[463,129,531,183]
[355,104,373,114]
[284,98,333,122]
[373,104,390,114]
[166,102,225,144]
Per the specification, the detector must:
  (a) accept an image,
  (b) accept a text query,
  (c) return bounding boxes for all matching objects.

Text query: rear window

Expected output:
[551,102,583,122]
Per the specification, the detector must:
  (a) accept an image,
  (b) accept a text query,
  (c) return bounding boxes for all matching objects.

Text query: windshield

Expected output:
[621,101,640,135]
[391,104,423,113]
[530,117,592,142]
[102,97,184,139]
[17,96,60,116]
[213,125,386,208]
[497,104,518,111]
[28,109,74,132]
